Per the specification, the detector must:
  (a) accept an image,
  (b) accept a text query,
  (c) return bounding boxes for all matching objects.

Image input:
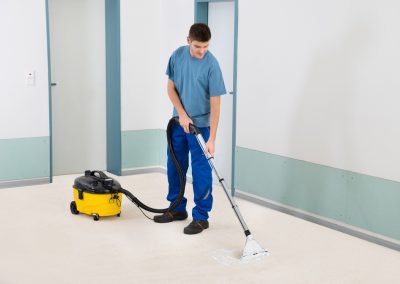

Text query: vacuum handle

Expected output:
[189,124,200,135]
[88,170,115,189]
[172,116,201,135]
[90,170,109,179]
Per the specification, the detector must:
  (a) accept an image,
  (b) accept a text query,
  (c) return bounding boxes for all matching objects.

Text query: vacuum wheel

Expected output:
[70,201,79,215]
[93,214,100,221]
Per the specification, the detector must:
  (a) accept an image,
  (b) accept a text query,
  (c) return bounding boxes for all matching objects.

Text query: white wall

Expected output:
[121,0,193,131]
[159,0,194,128]
[0,0,49,139]
[237,0,400,182]
[121,0,162,130]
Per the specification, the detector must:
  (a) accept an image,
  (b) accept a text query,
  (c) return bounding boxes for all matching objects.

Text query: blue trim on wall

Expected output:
[195,2,208,23]
[45,0,53,182]
[105,0,121,176]
[197,0,233,2]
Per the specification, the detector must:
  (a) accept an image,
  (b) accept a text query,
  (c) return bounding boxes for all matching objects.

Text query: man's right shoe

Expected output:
[183,220,209,235]
[153,211,188,223]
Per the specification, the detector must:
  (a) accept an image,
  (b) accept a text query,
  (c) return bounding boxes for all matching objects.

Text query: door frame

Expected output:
[45,0,121,180]
[45,0,53,182]
[194,0,239,194]
[105,0,121,176]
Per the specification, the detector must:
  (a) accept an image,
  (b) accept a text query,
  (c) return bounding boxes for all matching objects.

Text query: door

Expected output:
[48,0,106,175]
[208,1,235,189]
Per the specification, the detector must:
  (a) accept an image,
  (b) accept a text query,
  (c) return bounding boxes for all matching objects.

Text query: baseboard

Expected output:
[119,168,400,251]
[121,166,212,186]
[235,190,400,251]
[0,177,50,189]
[121,166,227,187]
[121,166,167,176]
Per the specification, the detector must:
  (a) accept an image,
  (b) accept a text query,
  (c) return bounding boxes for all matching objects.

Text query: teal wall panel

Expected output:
[235,147,400,241]
[0,137,50,181]
[122,130,167,169]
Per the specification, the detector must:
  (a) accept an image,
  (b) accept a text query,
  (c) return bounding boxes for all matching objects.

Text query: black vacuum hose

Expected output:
[118,117,186,214]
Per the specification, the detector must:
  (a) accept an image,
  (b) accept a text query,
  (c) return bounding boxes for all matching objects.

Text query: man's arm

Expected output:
[167,79,192,133]
[205,95,221,156]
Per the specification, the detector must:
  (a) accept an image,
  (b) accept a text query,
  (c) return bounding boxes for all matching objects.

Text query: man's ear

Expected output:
[187,36,191,44]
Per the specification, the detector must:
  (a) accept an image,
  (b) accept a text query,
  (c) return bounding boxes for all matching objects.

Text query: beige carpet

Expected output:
[0,173,399,284]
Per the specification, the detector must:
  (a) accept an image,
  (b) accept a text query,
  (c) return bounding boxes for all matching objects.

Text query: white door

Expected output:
[48,0,106,175]
[208,2,235,189]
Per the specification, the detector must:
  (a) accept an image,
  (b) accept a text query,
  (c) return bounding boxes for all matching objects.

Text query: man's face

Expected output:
[187,37,209,59]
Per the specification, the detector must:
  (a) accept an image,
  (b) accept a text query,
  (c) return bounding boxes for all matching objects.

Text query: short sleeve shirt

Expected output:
[166,45,226,127]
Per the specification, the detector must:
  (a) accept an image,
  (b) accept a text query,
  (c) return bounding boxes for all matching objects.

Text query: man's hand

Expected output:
[205,139,215,157]
[178,115,193,133]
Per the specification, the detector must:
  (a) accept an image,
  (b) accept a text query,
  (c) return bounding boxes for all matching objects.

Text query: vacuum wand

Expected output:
[187,122,269,260]
[189,124,250,236]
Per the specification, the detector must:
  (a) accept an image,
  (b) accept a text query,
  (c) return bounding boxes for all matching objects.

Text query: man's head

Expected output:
[187,23,211,59]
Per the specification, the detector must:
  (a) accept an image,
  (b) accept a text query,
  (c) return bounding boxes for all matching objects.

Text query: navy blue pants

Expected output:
[167,123,213,220]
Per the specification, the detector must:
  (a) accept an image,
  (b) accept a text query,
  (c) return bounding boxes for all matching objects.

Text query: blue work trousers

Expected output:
[167,123,213,220]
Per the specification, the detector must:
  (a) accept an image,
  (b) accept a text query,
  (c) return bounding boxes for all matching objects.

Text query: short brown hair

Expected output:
[189,23,211,42]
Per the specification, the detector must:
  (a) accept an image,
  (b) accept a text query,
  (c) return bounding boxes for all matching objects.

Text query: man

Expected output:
[154,23,226,235]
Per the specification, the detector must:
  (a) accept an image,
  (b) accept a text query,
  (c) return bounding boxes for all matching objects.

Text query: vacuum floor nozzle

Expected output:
[241,235,269,261]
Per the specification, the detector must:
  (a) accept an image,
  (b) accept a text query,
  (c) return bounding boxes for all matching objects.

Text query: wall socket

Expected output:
[26,71,35,86]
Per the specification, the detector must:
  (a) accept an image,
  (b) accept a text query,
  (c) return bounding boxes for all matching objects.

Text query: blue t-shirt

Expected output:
[166,45,226,127]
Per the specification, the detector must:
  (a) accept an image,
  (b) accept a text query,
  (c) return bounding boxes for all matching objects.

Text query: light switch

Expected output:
[26,71,35,86]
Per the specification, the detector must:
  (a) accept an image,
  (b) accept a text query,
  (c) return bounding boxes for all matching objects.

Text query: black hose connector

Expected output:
[172,116,200,135]
[189,124,200,135]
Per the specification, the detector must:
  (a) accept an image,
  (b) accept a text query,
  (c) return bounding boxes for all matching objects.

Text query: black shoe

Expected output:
[184,220,209,235]
[153,211,188,223]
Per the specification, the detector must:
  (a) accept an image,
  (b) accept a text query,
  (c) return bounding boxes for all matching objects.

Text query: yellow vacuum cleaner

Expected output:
[69,117,268,260]
[70,119,189,221]
[70,170,123,221]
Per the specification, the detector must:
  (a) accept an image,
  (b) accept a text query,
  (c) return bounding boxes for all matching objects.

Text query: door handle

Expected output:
[51,82,57,87]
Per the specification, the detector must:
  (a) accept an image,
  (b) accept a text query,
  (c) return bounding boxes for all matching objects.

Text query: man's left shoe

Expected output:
[183,220,209,235]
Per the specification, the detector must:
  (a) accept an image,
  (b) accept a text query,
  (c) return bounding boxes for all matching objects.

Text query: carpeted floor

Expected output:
[0,173,399,284]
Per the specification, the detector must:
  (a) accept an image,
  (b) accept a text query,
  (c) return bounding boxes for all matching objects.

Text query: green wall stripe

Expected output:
[0,137,50,181]
[122,130,167,169]
[235,146,400,241]
[105,0,121,175]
